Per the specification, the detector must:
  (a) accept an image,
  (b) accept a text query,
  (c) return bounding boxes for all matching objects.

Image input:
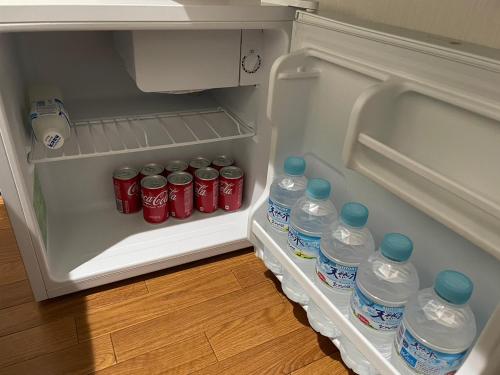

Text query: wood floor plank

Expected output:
[0,201,10,230]
[145,250,256,294]
[96,334,216,375]
[0,261,26,287]
[206,302,307,361]
[231,258,270,288]
[291,353,354,375]
[111,281,284,363]
[0,334,115,375]
[0,279,33,309]
[62,280,149,312]
[0,217,8,232]
[0,302,45,337]
[191,326,335,375]
[0,229,21,264]
[77,271,241,341]
[0,281,150,338]
[0,317,77,368]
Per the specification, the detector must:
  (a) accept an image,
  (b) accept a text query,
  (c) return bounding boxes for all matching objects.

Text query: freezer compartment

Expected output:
[113,30,242,93]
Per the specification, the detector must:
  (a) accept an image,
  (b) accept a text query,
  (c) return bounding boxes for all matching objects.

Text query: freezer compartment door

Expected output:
[251,11,500,375]
[114,31,242,93]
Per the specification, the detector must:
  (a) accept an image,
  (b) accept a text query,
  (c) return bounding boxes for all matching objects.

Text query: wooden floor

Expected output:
[0,197,353,375]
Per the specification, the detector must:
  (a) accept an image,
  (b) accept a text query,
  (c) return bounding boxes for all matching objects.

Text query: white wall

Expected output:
[320,0,500,49]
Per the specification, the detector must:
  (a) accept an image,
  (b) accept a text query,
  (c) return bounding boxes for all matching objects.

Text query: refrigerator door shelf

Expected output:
[344,78,500,259]
[266,44,500,260]
[251,155,397,375]
[29,107,254,164]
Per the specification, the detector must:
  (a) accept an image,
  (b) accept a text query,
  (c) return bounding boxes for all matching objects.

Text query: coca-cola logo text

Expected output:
[195,183,207,196]
[220,181,234,195]
[142,190,167,207]
[127,182,139,196]
[169,187,178,201]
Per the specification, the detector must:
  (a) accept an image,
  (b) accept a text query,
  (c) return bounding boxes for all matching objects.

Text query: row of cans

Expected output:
[112,155,244,224]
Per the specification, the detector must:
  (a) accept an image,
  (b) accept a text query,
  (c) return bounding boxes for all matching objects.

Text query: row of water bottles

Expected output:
[264,156,477,375]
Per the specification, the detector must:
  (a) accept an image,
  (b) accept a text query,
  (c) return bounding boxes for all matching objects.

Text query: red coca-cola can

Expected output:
[165,160,188,176]
[139,163,165,180]
[219,166,244,212]
[211,155,234,171]
[167,172,193,219]
[141,175,168,223]
[194,167,219,213]
[113,167,141,214]
[188,156,210,175]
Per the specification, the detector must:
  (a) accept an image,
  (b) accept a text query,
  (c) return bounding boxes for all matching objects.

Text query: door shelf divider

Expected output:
[29,107,254,164]
[251,209,399,375]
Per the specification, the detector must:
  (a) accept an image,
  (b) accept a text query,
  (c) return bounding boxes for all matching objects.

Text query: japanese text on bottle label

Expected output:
[350,285,405,331]
[394,321,468,375]
[287,225,320,259]
[316,250,357,290]
[267,198,291,232]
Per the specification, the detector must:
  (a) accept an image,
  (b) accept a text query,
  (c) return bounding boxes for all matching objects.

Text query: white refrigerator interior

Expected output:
[0,2,498,375]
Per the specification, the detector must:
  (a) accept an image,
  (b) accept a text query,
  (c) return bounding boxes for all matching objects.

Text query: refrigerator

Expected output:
[0,1,498,374]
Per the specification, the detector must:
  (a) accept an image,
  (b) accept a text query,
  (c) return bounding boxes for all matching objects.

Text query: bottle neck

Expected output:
[431,287,466,307]
[339,218,364,230]
[379,252,408,265]
[306,194,327,202]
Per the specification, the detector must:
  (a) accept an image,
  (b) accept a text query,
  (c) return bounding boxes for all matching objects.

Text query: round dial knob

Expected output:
[242,50,262,74]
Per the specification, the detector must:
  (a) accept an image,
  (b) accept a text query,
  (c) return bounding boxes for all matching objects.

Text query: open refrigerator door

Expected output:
[249,11,500,375]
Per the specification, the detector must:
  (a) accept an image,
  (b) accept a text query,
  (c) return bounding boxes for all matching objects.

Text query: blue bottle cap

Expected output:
[284,157,306,176]
[340,202,369,228]
[306,178,331,200]
[434,270,473,305]
[380,233,413,262]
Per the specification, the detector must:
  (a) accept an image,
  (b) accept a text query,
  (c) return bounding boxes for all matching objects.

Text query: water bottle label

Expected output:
[350,285,404,331]
[394,321,468,375]
[43,132,63,149]
[30,98,71,125]
[287,225,320,259]
[267,198,291,232]
[316,250,357,290]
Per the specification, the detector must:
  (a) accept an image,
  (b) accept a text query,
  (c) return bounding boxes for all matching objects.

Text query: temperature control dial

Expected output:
[241,50,262,74]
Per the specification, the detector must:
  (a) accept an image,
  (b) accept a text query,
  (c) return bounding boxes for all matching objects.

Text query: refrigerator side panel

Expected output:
[0,34,48,300]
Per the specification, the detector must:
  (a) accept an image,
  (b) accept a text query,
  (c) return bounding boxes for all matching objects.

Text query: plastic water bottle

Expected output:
[29,85,71,150]
[307,202,375,338]
[264,157,307,274]
[282,178,338,304]
[343,233,419,364]
[392,270,476,375]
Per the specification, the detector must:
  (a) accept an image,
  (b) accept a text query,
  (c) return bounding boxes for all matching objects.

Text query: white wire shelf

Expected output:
[29,107,254,164]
